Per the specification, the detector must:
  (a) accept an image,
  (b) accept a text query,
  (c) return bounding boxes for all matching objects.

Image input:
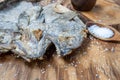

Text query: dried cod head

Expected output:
[0,1,86,60]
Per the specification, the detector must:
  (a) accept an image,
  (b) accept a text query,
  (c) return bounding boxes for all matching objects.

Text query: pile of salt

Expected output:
[88,25,114,39]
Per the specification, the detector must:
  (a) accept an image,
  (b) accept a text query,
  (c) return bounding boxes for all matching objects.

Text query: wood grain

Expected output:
[0,0,120,80]
[81,0,120,25]
[114,0,120,6]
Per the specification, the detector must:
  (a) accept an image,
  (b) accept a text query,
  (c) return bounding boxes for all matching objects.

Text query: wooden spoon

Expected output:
[86,22,120,42]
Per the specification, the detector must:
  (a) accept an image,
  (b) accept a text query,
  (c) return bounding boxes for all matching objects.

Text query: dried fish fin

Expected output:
[41,3,78,23]
[18,12,30,29]
[73,16,85,26]
[0,44,16,53]
[0,28,20,53]
[37,35,52,58]
[0,29,14,44]
[0,21,18,31]
[26,6,42,22]
[53,4,71,13]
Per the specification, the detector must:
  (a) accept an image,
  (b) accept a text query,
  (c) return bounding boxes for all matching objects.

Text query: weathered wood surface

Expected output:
[0,0,120,80]
[81,0,120,25]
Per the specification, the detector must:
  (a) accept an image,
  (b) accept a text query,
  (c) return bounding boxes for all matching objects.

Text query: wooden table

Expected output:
[0,0,120,80]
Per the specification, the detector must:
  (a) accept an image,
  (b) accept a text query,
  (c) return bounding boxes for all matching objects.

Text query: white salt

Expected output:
[88,25,114,39]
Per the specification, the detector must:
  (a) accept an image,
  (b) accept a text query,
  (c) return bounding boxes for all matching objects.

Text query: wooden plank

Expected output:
[81,0,120,25]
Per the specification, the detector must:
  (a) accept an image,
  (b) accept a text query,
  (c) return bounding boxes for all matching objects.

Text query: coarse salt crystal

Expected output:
[88,25,114,39]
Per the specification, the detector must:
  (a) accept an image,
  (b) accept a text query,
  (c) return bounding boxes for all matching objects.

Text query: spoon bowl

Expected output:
[86,22,120,41]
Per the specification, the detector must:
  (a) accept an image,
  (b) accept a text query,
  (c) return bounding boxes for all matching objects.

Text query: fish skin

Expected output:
[0,1,86,60]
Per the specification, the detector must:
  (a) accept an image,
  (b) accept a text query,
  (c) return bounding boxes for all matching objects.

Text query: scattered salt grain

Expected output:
[89,35,94,40]
[111,47,115,52]
[74,64,77,67]
[0,64,2,66]
[47,64,51,67]
[83,52,87,55]
[88,25,114,39]
[96,74,99,78]
[104,48,109,52]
